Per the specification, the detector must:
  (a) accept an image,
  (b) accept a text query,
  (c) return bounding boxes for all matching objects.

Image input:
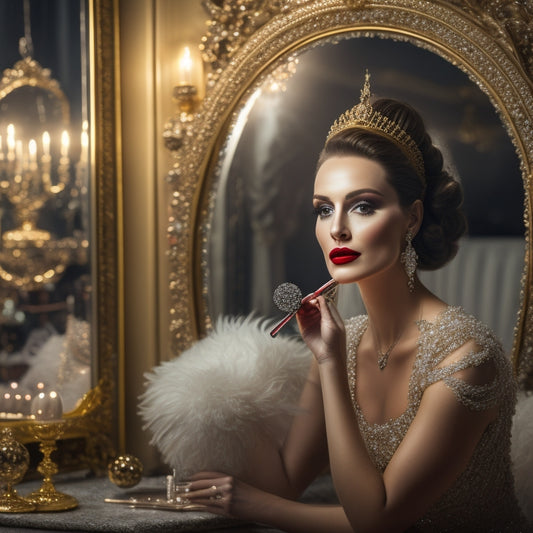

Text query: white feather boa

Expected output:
[139,315,311,478]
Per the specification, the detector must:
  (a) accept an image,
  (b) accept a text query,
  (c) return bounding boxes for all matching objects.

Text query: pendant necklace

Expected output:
[376,335,402,370]
[373,305,421,370]
[373,326,407,370]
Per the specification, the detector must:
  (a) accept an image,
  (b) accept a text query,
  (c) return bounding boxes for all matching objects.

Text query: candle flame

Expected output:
[29,139,37,160]
[61,130,70,157]
[42,131,50,155]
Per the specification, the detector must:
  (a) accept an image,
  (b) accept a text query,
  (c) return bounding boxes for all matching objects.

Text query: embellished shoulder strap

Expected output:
[417,307,511,411]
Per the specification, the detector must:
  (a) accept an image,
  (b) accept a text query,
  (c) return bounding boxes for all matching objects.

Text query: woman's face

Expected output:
[313,155,412,285]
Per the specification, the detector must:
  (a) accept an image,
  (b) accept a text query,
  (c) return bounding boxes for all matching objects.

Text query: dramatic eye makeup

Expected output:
[313,203,333,219]
[350,199,376,216]
[312,189,384,219]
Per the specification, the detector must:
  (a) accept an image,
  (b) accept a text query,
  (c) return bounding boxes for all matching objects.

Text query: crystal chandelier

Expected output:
[0,0,88,290]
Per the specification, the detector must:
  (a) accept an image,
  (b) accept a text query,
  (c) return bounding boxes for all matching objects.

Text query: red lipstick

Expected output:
[329,247,360,265]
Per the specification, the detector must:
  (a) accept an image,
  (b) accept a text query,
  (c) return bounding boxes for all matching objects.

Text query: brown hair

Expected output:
[317,98,466,270]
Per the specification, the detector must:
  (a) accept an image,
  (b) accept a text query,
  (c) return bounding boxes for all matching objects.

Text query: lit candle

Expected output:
[177,46,194,85]
[31,390,63,421]
[60,130,70,158]
[42,131,50,156]
[41,133,51,188]
[12,394,24,416]
[23,393,33,416]
[28,139,37,167]
[7,124,15,161]
[1,392,14,414]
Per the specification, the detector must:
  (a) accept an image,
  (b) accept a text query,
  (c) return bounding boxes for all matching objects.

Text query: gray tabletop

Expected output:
[0,472,337,532]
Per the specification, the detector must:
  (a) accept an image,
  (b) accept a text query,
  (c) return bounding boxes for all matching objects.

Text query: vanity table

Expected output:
[0,473,337,532]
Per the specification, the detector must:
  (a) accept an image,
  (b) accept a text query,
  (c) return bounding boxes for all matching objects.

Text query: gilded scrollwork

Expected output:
[200,0,314,78]
[448,0,533,80]
[199,1,533,85]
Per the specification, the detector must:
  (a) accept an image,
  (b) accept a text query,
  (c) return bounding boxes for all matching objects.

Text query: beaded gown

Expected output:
[345,306,530,532]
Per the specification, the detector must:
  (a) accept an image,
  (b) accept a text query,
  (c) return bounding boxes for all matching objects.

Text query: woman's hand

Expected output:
[187,471,354,533]
[296,295,346,364]
[188,471,274,521]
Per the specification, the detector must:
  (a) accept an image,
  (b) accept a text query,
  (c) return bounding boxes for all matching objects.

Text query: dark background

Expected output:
[0,0,85,117]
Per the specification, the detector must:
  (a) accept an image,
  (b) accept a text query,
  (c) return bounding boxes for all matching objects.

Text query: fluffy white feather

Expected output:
[511,391,533,523]
[139,315,311,478]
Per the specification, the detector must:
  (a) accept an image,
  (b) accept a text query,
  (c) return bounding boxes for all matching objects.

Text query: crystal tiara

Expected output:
[325,71,425,180]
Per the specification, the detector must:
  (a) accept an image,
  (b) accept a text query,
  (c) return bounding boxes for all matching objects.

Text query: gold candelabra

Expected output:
[0,125,72,224]
[25,420,78,511]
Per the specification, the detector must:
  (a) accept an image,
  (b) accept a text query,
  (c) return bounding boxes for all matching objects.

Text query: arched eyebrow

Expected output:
[312,188,385,202]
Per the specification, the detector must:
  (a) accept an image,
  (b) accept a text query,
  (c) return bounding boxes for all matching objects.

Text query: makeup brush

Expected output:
[270,279,338,337]
[273,282,303,314]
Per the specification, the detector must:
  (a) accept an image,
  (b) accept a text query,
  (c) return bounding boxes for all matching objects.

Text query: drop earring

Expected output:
[401,230,418,292]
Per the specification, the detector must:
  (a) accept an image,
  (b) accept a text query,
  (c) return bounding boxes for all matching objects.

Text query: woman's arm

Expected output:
[189,472,353,533]
[304,296,497,532]
[242,357,330,499]
[187,358,347,532]
[279,357,330,494]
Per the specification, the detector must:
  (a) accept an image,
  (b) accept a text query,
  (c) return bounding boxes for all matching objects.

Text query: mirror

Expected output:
[167,1,533,388]
[207,36,524,356]
[0,0,121,471]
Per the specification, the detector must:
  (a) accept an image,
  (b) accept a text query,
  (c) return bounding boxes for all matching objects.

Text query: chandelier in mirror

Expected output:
[0,3,88,291]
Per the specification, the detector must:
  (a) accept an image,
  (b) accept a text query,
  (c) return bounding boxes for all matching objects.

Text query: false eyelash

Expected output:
[312,205,332,218]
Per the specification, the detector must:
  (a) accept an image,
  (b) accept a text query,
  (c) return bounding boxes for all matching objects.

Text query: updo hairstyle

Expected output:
[317,98,467,270]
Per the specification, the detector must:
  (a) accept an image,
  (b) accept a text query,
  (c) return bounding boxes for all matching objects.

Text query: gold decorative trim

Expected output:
[199,0,533,86]
[168,0,533,388]
[448,0,533,81]
[91,0,123,458]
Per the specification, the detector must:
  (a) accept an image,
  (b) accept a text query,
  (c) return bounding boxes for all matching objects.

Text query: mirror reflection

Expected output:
[0,0,92,418]
[208,36,524,354]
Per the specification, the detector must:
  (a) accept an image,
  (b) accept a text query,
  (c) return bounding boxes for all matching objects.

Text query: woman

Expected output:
[188,73,529,532]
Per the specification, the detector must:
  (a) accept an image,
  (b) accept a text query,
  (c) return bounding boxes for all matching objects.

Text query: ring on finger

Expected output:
[208,485,222,501]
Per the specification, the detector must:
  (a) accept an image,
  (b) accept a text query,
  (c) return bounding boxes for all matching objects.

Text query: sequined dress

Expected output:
[345,306,530,532]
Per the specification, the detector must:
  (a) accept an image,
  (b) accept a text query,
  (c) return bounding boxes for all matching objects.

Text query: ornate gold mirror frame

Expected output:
[167,0,533,389]
[2,0,122,472]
